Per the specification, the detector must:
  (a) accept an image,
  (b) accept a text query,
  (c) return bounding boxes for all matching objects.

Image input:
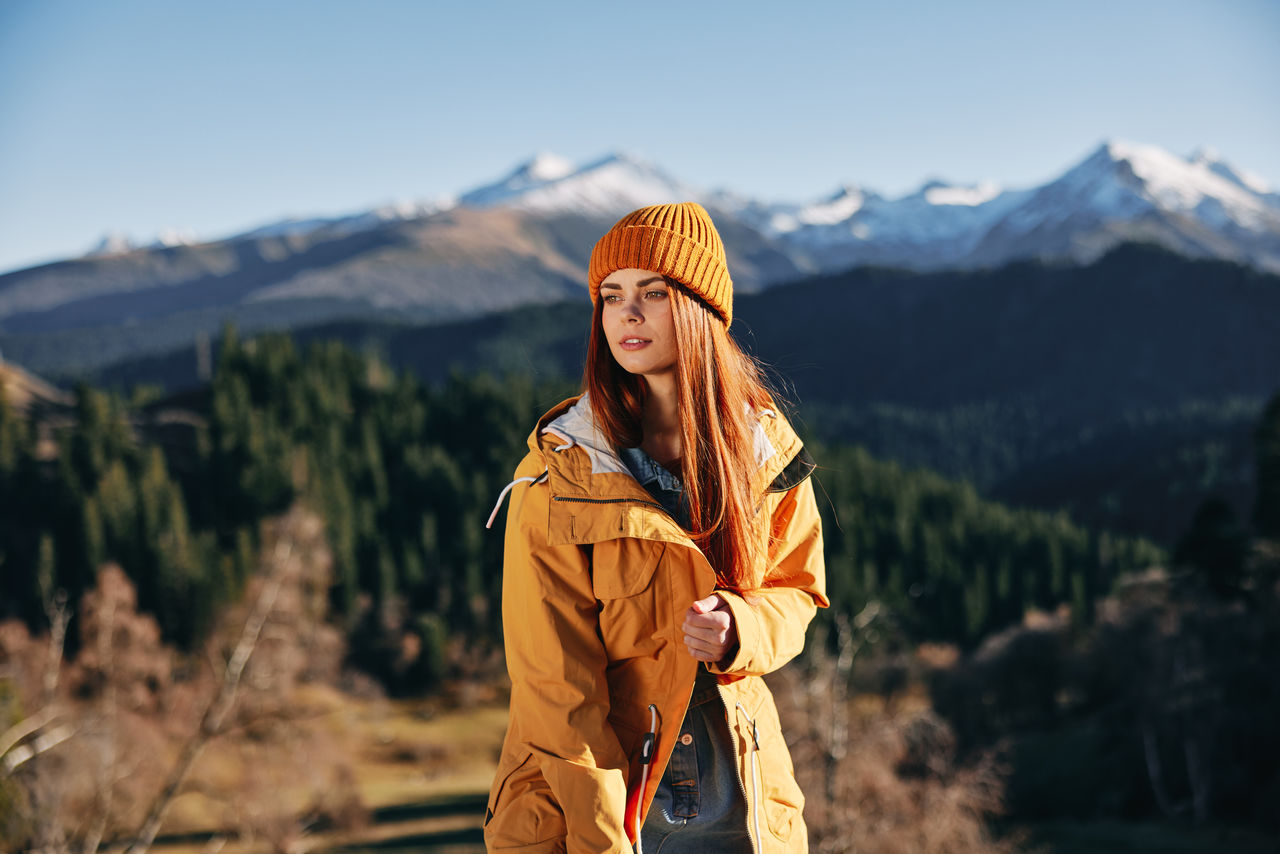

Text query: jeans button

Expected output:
[679,733,693,746]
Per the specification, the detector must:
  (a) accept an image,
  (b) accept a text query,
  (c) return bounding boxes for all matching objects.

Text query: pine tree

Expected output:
[1174,496,1248,596]
[1253,391,1280,539]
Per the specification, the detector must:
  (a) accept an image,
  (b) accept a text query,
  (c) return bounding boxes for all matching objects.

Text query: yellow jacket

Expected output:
[484,393,828,853]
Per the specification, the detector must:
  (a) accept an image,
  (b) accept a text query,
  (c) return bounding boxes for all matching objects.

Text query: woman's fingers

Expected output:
[685,640,720,661]
[683,610,730,641]
[684,632,727,659]
[690,592,726,614]
[682,596,737,660]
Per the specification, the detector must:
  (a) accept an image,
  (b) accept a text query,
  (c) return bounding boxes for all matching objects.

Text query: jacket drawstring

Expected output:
[492,404,772,531]
[633,703,659,854]
[736,702,763,850]
[485,470,548,529]
[542,425,577,452]
[485,428,575,530]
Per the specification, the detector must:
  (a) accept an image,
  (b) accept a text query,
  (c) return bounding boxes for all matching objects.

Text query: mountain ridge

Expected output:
[2,139,1277,381]
[12,137,1276,278]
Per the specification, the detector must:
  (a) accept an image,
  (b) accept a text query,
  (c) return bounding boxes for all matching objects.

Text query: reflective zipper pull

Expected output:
[640,731,655,764]
[634,704,660,854]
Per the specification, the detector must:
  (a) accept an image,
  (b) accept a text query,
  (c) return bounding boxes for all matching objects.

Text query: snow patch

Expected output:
[464,151,701,215]
[85,232,138,257]
[924,181,1001,206]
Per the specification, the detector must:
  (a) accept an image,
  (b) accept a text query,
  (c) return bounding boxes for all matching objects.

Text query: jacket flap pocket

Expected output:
[592,539,665,599]
[485,750,532,825]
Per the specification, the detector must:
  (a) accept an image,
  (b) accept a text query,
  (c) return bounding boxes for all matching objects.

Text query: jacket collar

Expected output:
[528,392,802,498]
[486,392,806,544]
[535,392,631,477]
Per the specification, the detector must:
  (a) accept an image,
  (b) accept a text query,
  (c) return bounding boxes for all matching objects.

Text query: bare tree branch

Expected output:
[1,589,72,778]
[1184,733,1209,824]
[83,585,121,854]
[42,589,70,706]
[118,535,295,854]
[2,723,76,774]
[826,612,852,805]
[1141,718,1187,819]
[0,706,59,766]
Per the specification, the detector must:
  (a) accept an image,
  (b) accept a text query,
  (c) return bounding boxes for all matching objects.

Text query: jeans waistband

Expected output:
[688,681,722,708]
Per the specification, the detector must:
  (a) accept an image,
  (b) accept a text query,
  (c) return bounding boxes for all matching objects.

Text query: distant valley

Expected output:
[69,242,1280,549]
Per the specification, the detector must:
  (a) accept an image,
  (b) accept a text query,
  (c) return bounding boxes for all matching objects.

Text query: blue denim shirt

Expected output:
[618,445,691,530]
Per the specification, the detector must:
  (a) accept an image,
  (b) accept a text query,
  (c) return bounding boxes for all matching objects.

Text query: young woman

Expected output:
[484,202,827,853]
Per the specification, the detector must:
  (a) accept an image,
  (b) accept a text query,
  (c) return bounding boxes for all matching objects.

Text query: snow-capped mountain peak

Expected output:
[85,232,139,257]
[522,151,575,183]
[920,179,1002,207]
[797,184,869,226]
[149,228,197,249]
[1049,139,1277,228]
[459,152,576,207]
[85,228,197,259]
[1189,146,1274,196]
[462,150,701,215]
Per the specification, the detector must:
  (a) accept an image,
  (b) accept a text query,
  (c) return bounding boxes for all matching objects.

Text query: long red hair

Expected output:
[583,279,781,593]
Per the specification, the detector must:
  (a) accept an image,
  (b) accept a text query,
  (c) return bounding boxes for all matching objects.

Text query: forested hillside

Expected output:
[3,329,1163,673]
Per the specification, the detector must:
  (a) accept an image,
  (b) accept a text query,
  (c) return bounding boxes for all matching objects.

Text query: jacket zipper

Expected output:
[718,687,760,853]
[553,495,668,511]
[554,495,678,537]
[736,701,764,850]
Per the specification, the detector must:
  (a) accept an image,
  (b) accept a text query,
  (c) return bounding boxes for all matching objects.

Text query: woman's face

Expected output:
[599,268,678,380]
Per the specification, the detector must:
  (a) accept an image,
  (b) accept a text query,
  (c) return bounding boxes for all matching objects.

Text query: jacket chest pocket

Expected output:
[591,539,665,599]
[591,539,667,660]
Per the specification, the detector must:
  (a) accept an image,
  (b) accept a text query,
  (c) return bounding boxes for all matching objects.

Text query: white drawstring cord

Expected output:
[542,424,576,452]
[633,703,659,854]
[736,702,763,851]
[484,429,575,531]
[484,424,582,532]
[484,470,548,529]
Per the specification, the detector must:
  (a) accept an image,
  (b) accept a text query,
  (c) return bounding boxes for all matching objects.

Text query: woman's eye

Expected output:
[646,290,668,299]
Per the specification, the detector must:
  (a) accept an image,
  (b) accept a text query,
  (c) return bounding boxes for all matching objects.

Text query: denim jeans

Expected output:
[640,668,752,853]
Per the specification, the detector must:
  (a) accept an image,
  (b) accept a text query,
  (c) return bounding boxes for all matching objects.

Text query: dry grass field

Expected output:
[150,683,507,854]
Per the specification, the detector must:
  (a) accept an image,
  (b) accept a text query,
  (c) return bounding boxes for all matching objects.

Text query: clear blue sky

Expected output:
[1,0,1277,275]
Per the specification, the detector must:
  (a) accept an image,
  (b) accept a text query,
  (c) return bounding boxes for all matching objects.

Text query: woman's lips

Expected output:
[618,338,651,351]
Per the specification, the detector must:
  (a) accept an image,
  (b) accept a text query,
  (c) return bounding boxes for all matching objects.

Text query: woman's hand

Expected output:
[682,592,738,666]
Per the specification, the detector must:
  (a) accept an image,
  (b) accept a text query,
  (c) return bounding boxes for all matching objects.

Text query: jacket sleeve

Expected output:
[499,469,631,853]
[708,472,829,678]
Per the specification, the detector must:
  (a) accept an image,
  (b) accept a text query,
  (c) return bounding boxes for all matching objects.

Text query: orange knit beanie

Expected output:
[588,202,734,326]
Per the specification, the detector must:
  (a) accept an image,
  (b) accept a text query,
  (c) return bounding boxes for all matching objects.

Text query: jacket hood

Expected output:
[534,392,633,477]
[533,392,786,479]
